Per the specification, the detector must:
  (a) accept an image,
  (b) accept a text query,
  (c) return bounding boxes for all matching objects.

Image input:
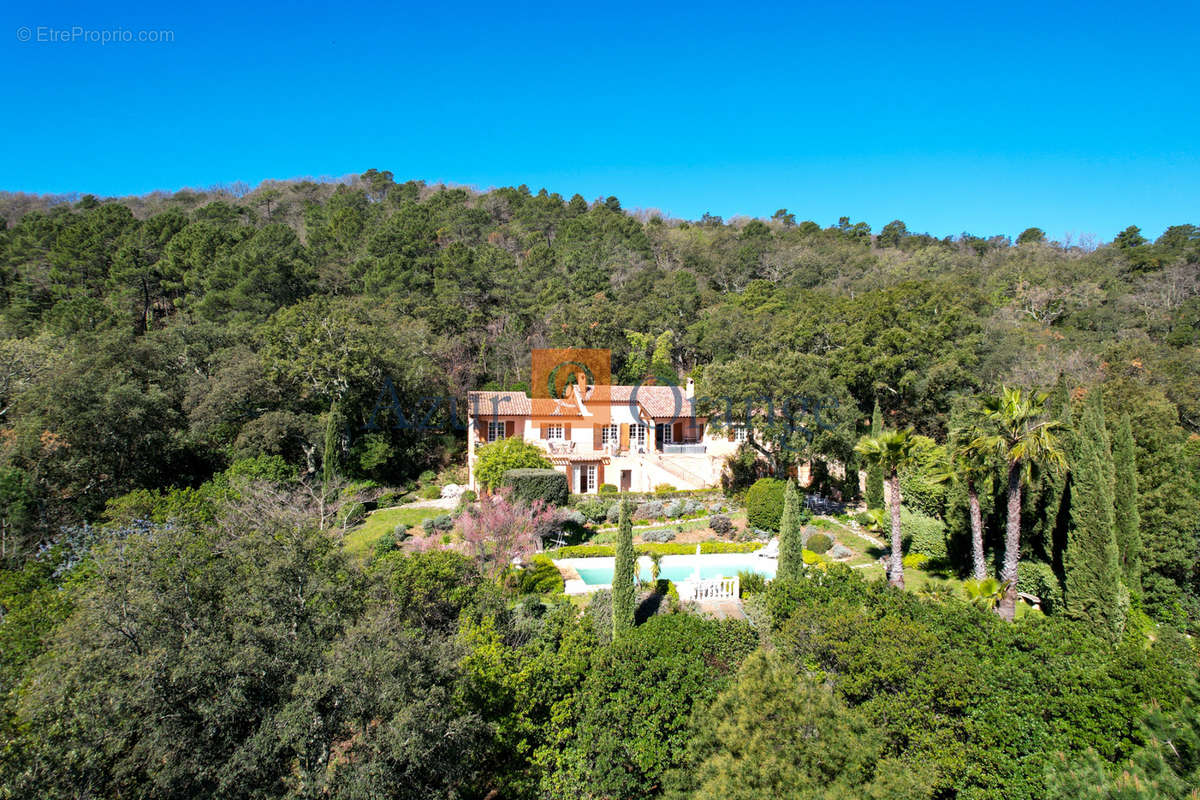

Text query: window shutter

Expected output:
[597,463,605,486]
[564,423,572,439]
[593,424,602,449]
[619,423,630,450]
[673,421,683,442]
[505,420,514,438]
[540,424,548,439]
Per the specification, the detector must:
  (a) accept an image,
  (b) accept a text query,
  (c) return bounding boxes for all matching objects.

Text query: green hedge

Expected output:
[548,541,762,558]
[570,488,725,505]
[746,478,786,531]
[501,468,569,507]
[901,507,948,560]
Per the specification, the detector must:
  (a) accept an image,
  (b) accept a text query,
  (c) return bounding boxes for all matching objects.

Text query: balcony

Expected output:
[661,443,706,455]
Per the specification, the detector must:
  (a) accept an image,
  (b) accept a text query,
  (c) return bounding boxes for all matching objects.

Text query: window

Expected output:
[487,421,505,442]
[734,425,748,443]
[632,423,647,447]
[600,424,619,445]
[546,424,565,440]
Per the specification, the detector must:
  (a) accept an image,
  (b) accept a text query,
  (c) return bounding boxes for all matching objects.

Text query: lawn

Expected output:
[343,505,447,560]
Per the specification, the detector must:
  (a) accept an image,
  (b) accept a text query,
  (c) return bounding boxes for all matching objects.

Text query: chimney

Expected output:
[575,370,588,397]
[685,377,695,399]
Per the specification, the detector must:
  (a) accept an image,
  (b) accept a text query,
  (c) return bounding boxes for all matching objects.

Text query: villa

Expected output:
[466,374,744,493]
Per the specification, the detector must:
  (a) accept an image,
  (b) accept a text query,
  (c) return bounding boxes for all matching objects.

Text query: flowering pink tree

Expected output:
[457,491,564,579]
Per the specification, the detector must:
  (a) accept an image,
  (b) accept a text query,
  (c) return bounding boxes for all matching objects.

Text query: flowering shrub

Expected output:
[456,491,565,578]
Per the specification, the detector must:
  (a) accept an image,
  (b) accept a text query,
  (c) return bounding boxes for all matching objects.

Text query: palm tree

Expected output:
[854,428,922,588]
[648,551,663,584]
[971,387,1066,621]
[962,577,1006,611]
[934,421,994,581]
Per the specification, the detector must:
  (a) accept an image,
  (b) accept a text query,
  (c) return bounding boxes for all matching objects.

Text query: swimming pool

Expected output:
[559,553,776,588]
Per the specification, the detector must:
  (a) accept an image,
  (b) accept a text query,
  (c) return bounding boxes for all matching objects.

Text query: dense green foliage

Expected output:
[475,439,553,491]
[776,479,804,580]
[763,566,1197,800]
[612,499,635,638]
[1063,391,1129,638]
[500,467,569,507]
[865,399,885,509]
[1111,413,1143,600]
[745,477,786,531]
[0,175,1198,798]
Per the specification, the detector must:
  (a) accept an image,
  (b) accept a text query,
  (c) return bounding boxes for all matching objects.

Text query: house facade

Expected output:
[466,377,744,493]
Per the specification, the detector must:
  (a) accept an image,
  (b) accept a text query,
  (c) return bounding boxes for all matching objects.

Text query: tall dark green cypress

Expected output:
[1064,391,1129,639]
[322,399,341,490]
[865,400,885,509]
[612,499,635,638]
[1112,413,1143,602]
[776,480,805,582]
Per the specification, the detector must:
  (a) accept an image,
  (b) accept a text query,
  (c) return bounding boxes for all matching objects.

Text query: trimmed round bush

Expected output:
[501,468,569,507]
[708,514,734,536]
[459,489,477,504]
[641,528,676,543]
[598,483,618,495]
[654,483,677,494]
[805,533,833,554]
[418,469,437,484]
[745,478,786,531]
[901,508,948,560]
[606,502,622,524]
[515,554,565,594]
[665,500,685,519]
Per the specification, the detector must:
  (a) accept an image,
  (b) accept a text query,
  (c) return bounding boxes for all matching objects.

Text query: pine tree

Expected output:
[865,400,885,509]
[1064,391,1129,638]
[612,499,635,638]
[776,480,805,582]
[1112,413,1143,601]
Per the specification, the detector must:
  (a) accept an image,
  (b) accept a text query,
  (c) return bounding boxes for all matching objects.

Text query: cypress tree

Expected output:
[865,400,885,509]
[1063,391,1129,639]
[1112,413,1143,601]
[612,499,635,638]
[776,480,805,582]
[322,399,341,490]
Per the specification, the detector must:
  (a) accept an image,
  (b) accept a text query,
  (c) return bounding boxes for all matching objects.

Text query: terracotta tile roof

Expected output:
[467,391,530,416]
[468,386,696,419]
[611,385,695,418]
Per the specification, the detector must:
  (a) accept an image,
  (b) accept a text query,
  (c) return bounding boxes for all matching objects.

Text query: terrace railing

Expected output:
[662,443,706,455]
[691,576,739,600]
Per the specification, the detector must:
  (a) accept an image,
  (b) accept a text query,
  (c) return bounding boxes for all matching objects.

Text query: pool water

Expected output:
[571,554,775,586]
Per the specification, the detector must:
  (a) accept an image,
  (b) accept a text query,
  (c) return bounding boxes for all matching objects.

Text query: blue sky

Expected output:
[2,0,1197,241]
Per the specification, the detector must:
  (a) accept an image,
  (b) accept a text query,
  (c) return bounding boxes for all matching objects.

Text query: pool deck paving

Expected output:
[694,598,747,621]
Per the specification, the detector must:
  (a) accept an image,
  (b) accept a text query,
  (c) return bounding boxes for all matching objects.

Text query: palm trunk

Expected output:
[888,472,904,588]
[968,482,985,581]
[998,460,1022,620]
